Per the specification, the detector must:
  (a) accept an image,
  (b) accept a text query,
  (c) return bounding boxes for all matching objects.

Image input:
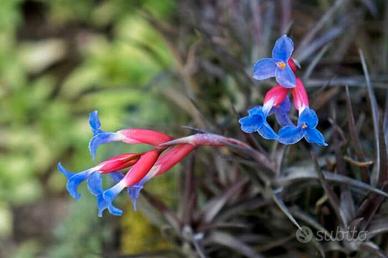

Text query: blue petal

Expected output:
[66,173,91,200]
[57,162,72,179]
[305,128,328,146]
[87,172,103,196]
[248,106,262,116]
[103,183,126,216]
[110,172,145,211]
[239,114,264,133]
[275,65,296,88]
[269,97,290,115]
[58,163,93,200]
[278,96,292,113]
[110,172,125,183]
[252,58,277,80]
[87,172,108,217]
[298,108,318,128]
[89,110,103,135]
[272,35,294,61]
[96,194,107,217]
[278,125,304,145]
[274,109,293,127]
[89,132,120,160]
[273,97,293,127]
[127,181,145,211]
[257,122,278,140]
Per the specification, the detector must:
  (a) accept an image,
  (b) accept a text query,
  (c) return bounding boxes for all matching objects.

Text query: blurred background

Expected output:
[0,0,387,258]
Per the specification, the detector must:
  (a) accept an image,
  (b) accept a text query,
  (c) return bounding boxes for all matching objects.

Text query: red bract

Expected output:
[99,153,141,173]
[288,58,299,73]
[291,78,309,111]
[154,144,195,177]
[122,150,161,187]
[88,110,173,159]
[117,129,173,146]
[263,84,289,107]
[100,144,198,215]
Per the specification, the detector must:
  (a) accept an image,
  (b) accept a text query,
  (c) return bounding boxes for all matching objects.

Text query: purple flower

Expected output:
[252,35,296,88]
[278,108,327,146]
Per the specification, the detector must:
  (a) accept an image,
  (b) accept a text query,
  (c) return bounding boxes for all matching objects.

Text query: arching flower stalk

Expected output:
[59,112,257,216]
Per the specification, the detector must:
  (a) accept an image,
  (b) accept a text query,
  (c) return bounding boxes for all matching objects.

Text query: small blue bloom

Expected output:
[89,111,103,135]
[92,172,136,217]
[127,180,145,211]
[87,172,108,217]
[278,108,327,146]
[102,182,126,216]
[88,111,121,160]
[58,161,137,216]
[109,171,125,183]
[57,162,96,200]
[109,172,145,211]
[252,35,296,88]
[239,106,277,140]
[101,178,147,216]
[58,162,126,216]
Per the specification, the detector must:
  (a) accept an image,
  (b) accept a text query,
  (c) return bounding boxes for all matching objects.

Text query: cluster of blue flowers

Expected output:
[239,35,327,146]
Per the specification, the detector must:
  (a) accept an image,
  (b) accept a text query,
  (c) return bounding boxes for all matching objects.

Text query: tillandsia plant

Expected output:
[58,111,262,216]
[58,35,328,217]
[58,111,190,216]
[239,35,327,146]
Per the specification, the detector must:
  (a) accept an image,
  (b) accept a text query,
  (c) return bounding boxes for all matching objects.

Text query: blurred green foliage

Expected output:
[0,0,177,257]
[47,196,106,258]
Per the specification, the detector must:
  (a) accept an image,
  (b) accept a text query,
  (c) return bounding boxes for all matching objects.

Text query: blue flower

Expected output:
[239,106,277,140]
[57,162,96,200]
[57,150,141,217]
[88,111,122,160]
[109,172,145,211]
[57,162,110,217]
[100,179,146,216]
[88,111,172,160]
[101,181,126,216]
[91,172,145,216]
[271,96,293,127]
[278,108,327,146]
[86,172,108,217]
[252,35,296,88]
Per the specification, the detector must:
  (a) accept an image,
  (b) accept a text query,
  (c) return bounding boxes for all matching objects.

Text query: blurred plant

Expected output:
[0,0,177,257]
